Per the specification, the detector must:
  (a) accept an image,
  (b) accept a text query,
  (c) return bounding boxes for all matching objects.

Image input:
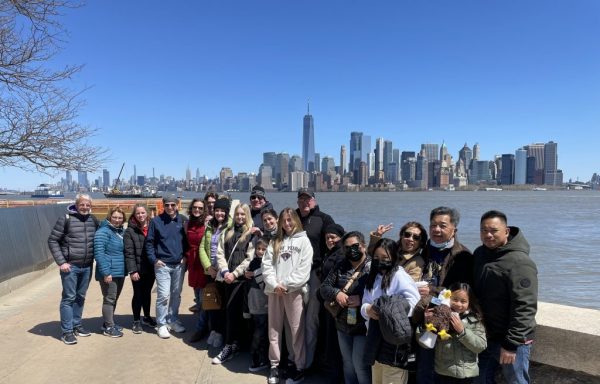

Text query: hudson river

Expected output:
[9,190,600,309]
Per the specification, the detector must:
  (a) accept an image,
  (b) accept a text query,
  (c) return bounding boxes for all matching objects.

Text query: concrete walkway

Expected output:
[0,268,327,384]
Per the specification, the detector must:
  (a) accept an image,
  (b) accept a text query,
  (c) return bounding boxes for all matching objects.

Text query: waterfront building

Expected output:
[415,153,428,188]
[375,137,384,180]
[525,143,545,185]
[289,170,307,191]
[544,141,562,186]
[349,131,363,173]
[459,143,473,172]
[102,169,110,189]
[219,167,234,191]
[500,154,515,185]
[473,142,481,160]
[358,161,368,187]
[77,170,89,190]
[515,148,527,185]
[289,155,303,172]
[263,152,277,171]
[471,160,493,184]
[421,143,439,163]
[362,135,372,177]
[383,140,393,182]
[276,152,290,189]
[314,153,320,173]
[339,145,347,176]
[258,164,273,190]
[302,103,315,173]
[321,156,335,173]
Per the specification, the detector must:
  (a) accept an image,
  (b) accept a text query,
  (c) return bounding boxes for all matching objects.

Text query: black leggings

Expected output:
[131,272,155,320]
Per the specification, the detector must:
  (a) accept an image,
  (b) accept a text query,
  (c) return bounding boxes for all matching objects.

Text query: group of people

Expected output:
[48,189,538,384]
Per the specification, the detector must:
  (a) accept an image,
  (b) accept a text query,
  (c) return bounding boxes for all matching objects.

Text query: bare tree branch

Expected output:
[0,0,107,174]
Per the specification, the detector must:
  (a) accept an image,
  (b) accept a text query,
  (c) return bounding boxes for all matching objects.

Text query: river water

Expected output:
[8,190,600,309]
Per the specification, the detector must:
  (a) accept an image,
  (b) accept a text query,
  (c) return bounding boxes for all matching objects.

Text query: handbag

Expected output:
[323,261,365,318]
[202,282,222,310]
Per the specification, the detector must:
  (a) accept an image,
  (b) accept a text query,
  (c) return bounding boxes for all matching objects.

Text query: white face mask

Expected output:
[430,238,455,250]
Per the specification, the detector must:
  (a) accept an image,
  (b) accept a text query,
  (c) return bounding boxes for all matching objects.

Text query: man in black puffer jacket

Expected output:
[48,194,98,345]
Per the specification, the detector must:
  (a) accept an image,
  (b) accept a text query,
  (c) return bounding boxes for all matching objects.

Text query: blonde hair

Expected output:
[272,208,303,260]
[225,203,253,244]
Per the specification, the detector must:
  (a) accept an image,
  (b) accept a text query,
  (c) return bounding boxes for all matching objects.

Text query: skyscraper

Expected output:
[383,140,393,181]
[515,148,527,185]
[102,169,110,188]
[375,138,384,181]
[302,102,315,172]
[339,145,347,176]
[544,141,562,186]
[500,154,515,185]
[421,143,439,163]
[349,132,363,173]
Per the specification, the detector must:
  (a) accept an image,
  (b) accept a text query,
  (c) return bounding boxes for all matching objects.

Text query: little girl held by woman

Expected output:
[420,282,487,384]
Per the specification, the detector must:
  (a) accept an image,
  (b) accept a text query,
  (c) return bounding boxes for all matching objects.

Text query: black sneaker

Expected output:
[61,332,77,345]
[285,368,304,384]
[189,330,207,343]
[268,366,280,384]
[249,354,269,372]
[132,320,143,334]
[141,316,157,327]
[103,326,124,338]
[73,326,91,337]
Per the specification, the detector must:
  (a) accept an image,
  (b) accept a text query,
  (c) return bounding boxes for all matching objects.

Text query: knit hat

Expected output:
[213,198,231,213]
[250,185,266,198]
[325,223,345,237]
[162,194,178,204]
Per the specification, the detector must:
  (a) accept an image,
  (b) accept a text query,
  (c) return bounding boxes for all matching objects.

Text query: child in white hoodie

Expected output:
[262,208,313,384]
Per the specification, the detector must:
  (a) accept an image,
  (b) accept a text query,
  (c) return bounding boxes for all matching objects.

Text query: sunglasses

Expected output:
[402,232,421,241]
[192,206,204,210]
[250,195,263,200]
[164,203,177,207]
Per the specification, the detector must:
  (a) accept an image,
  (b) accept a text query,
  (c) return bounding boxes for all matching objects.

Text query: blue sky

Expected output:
[2,0,599,190]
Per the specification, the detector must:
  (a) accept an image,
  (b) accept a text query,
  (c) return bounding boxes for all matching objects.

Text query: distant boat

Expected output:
[31,184,64,198]
[533,187,547,191]
[104,188,161,199]
[484,187,503,191]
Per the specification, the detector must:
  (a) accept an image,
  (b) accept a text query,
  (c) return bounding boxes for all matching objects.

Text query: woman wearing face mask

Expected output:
[320,231,371,384]
[361,238,420,384]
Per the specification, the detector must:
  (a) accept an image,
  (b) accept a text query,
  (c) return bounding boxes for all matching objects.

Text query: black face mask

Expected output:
[345,243,363,262]
[372,258,393,273]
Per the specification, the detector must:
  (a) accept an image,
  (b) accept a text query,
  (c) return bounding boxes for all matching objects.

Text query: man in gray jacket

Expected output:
[48,194,98,345]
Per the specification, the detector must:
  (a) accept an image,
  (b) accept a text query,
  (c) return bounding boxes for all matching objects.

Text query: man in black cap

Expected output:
[249,185,275,236]
[295,188,336,370]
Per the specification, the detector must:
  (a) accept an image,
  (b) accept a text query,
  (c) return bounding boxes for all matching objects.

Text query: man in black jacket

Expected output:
[474,210,537,384]
[48,194,98,345]
[295,188,335,375]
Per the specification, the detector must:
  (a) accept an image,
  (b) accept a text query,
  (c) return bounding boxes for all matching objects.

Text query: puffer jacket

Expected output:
[364,294,414,369]
[94,220,126,280]
[48,204,98,267]
[320,257,371,335]
[216,224,254,279]
[124,217,152,275]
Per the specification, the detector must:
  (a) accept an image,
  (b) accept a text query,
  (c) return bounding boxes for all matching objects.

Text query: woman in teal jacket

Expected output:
[94,206,127,338]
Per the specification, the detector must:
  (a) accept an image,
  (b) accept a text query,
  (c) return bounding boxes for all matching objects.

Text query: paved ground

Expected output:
[0,268,327,384]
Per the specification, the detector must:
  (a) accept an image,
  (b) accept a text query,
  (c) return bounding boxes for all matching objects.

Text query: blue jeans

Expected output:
[194,287,208,332]
[154,263,184,326]
[59,265,91,334]
[337,330,371,384]
[477,342,531,384]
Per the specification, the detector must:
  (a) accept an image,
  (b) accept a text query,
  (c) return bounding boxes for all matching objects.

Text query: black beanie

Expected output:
[213,198,231,213]
[325,223,345,237]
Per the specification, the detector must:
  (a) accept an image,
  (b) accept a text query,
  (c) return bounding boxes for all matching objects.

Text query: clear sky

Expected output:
[2,0,599,190]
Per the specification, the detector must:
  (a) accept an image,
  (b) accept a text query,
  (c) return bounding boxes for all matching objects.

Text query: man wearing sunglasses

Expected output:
[249,185,275,236]
[146,194,189,339]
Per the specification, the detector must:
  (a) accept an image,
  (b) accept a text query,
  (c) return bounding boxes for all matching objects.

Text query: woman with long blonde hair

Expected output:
[262,208,313,384]
[212,203,255,365]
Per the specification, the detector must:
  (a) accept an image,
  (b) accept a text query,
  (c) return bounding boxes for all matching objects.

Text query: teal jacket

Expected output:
[199,217,232,272]
[94,220,126,280]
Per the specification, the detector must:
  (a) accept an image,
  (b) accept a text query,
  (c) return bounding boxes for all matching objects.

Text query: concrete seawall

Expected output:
[0,267,598,383]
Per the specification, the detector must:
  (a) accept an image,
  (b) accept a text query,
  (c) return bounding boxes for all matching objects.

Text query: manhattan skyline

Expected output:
[1,1,599,189]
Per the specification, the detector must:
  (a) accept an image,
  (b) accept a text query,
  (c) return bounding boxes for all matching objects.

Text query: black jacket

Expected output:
[251,201,274,231]
[48,204,98,267]
[296,205,335,274]
[124,218,153,275]
[474,226,538,351]
[364,294,414,369]
[320,257,371,335]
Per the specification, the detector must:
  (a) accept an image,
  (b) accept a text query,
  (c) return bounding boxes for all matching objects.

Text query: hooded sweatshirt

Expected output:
[262,231,313,294]
[473,226,538,351]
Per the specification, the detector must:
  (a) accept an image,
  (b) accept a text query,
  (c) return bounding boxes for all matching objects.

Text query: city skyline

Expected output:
[1,1,599,189]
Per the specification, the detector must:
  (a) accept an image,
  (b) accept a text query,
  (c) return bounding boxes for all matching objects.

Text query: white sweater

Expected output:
[262,231,313,294]
[360,267,420,322]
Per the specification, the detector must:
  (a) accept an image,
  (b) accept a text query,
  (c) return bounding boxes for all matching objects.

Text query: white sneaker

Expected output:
[168,320,186,333]
[157,325,170,339]
[212,332,223,348]
[207,330,216,346]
